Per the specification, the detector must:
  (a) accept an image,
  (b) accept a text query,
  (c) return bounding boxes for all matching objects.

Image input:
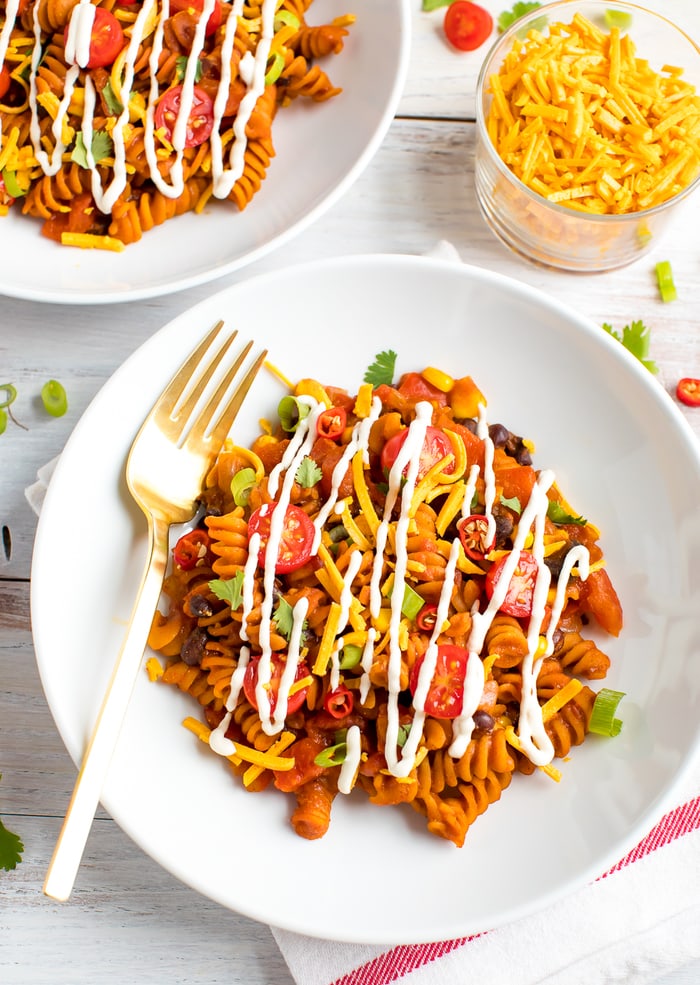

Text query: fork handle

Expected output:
[43,518,169,902]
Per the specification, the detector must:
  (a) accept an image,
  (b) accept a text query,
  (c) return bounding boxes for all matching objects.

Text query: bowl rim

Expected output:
[475,0,700,224]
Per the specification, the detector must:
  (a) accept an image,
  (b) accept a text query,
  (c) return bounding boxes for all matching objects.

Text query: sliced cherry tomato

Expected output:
[316,406,347,441]
[323,684,354,719]
[170,0,223,35]
[380,425,455,481]
[457,514,494,560]
[485,550,539,618]
[409,644,469,719]
[416,603,438,632]
[0,65,11,101]
[444,1,493,52]
[173,529,212,570]
[676,378,700,407]
[155,84,214,148]
[243,654,310,716]
[397,372,449,408]
[64,7,125,69]
[248,502,315,574]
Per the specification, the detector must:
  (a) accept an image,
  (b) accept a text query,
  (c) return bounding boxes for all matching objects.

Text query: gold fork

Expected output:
[43,320,267,902]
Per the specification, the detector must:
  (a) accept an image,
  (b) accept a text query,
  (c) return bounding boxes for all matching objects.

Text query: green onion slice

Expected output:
[589,688,625,737]
[274,9,300,29]
[0,408,7,435]
[265,51,285,86]
[0,383,18,409]
[314,738,347,767]
[41,380,68,418]
[231,467,256,507]
[655,260,677,303]
[401,583,425,621]
[604,8,633,29]
[278,395,310,433]
[1,169,25,198]
[339,644,362,670]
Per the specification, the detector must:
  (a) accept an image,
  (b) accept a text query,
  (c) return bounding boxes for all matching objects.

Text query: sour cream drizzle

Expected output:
[12,0,277,213]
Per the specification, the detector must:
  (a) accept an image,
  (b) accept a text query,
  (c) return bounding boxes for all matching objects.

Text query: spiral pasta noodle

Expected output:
[147,358,624,846]
[0,0,354,246]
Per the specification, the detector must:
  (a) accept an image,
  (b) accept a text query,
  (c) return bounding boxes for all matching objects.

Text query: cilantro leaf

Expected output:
[0,776,23,872]
[273,597,307,641]
[500,494,522,514]
[71,130,114,168]
[547,500,587,526]
[209,571,244,610]
[295,456,322,488]
[364,350,397,388]
[602,320,659,375]
[497,1,543,31]
[101,80,124,115]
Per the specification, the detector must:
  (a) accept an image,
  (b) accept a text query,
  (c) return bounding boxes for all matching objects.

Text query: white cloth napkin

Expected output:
[26,245,700,985]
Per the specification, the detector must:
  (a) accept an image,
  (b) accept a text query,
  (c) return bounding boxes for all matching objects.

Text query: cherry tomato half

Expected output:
[676,378,700,407]
[323,684,354,719]
[457,513,495,560]
[380,425,455,481]
[444,1,493,52]
[173,529,212,570]
[64,7,125,70]
[0,65,11,101]
[243,654,310,716]
[409,644,469,719]
[317,406,347,441]
[248,502,315,574]
[485,550,539,618]
[170,0,223,36]
[155,84,214,148]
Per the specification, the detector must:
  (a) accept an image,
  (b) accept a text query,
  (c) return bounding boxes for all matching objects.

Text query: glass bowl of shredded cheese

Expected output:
[474,1,700,271]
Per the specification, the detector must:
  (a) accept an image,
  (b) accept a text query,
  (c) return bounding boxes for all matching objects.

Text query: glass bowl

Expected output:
[474,0,700,271]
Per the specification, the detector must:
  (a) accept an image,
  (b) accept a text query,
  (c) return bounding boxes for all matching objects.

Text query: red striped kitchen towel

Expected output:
[272,755,700,985]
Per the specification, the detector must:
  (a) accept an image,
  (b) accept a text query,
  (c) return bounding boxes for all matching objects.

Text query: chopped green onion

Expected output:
[547,500,587,526]
[655,260,677,303]
[0,383,17,409]
[329,524,349,544]
[604,9,633,29]
[274,9,300,28]
[265,51,285,85]
[40,380,68,418]
[0,408,6,435]
[397,723,411,748]
[422,0,451,10]
[314,739,347,767]
[278,395,310,433]
[1,169,25,198]
[230,467,256,507]
[401,583,425,621]
[339,644,362,670]
[589,688,625,737]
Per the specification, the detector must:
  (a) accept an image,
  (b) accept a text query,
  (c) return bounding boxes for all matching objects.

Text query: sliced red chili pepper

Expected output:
[316,406,347,440]
[416,603,438,632]
[173,529,212,570]
[457,513,495,560]
[323,684,354,719]
[676,378,700,407]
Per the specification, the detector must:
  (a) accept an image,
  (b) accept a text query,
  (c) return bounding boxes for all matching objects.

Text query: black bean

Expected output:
[473,710,495,733]
[188,593,213,618]
[181,627,209,666]
[488,423,510,447]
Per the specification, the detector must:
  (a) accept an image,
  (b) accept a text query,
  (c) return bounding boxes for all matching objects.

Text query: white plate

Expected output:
[0,1,410,305]
[31,254,700,943]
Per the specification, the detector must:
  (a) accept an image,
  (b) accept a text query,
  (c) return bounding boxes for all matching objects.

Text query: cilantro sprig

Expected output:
[0,776,23,872]
[364,350,397,387]
[497,1,544,32]
[209,571,244,610]
[602,319,659,375]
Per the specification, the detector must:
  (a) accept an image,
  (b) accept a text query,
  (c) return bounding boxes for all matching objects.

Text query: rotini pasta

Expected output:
[0,0,353,246]
[147,357,624,847]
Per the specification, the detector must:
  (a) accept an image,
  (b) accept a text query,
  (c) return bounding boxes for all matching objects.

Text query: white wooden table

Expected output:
[1,1,699,982]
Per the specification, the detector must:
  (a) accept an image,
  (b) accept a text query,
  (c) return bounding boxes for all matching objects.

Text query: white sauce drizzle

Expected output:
[338,724,361,795]
[209,643,251,756]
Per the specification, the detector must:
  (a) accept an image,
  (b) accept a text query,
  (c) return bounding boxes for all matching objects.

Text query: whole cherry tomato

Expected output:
[444,1,493,52]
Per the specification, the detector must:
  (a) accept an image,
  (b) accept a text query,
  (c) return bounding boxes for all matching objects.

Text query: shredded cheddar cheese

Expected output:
[486,15,700,214]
